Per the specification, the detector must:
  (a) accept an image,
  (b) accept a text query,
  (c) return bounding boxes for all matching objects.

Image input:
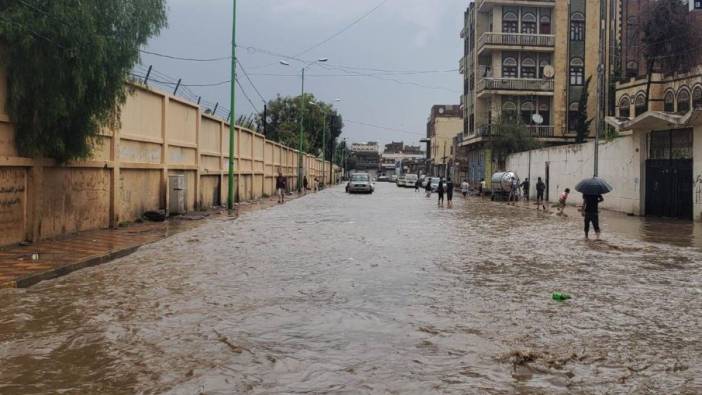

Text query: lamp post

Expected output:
[227,0,237,211]
[280,58,328,192]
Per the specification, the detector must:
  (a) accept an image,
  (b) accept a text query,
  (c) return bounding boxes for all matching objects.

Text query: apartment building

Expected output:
[459,0,618,184]
[426,105,463,177]
[607,2,702,221]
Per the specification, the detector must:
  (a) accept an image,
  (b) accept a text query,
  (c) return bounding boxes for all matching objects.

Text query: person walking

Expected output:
[425,177,432,198]
[479,178,486,197]
[583,193,604,240]
[461,179,470,199]
[437,178,445,207]
[415,178,421,192]
[520,178,530,202]
[302,176,309,194]
[446,177,454,208]
[557,188,570,216]
[536,177,546,210]
[276,171,287,204]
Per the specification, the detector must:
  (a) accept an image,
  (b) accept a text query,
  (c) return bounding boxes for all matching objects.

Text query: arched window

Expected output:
[540,15,551,34]
[664,91,675,112]
[521,101,535,124]
[635,94,647,116]
[693,86,702,109]
[502,100,517,120]
[503,57,518,78]
[503,11,518,33]
[521,57,537,79]
[522,13,537,34]
[625,61,639,79]
[677,89,691,113]
[539,58,551,78]
[570,12,585,41]
[569,58,584,86]
[619,96,631,118]
[568,102,580,131]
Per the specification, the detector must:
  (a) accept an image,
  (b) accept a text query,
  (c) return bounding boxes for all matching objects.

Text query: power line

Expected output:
[295,0,391,56]
[345,119,425,137]
[139,49,230,62]
[236,59,266,103]
[235,77,260,114]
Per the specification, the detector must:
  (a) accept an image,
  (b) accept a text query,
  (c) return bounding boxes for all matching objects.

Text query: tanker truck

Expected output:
[490,171,520,201]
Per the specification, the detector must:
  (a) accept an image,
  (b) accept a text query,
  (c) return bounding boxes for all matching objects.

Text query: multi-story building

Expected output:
[607,1,702,221]
[349,142,380,178]
[426,105,463,177]
[459,0,619,185]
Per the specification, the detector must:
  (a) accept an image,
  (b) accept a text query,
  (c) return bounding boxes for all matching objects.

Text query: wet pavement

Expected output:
[1,183,701,394]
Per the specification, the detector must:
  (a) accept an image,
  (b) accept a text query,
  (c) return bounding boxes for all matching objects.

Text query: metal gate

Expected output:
[645,129,693,220]
[645,159,693,220]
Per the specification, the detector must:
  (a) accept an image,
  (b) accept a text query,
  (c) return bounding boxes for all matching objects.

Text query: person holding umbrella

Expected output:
[575,177,614,240]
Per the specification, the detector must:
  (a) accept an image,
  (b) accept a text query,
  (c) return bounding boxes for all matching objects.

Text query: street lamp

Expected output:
[280,58,329,193]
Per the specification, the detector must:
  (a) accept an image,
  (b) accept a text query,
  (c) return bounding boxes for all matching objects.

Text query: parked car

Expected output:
[377,175,389,182]
[390,175,398,183]
[404,174,419,188]
[430,177,442,192]
[396,175,406,187]
[346,173,374,194]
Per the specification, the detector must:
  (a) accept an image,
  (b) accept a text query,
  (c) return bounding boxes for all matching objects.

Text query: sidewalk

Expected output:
[0,192,310,288]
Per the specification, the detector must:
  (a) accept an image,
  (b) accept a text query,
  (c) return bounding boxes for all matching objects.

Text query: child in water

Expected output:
[557,188,570,216]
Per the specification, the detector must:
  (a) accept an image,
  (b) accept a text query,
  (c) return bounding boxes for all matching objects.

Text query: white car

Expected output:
[396,175,406,187]
[346,173,374,194]
[403,174,418,188]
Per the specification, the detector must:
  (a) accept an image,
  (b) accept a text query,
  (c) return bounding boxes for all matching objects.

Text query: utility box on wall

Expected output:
[168,174,186,215]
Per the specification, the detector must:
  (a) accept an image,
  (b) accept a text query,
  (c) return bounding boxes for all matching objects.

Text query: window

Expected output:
[539,58,551,78]
[664,91,675,112]
[695,0,702,9]
[677,89,691,113]
[521,101,535,125]
[521,58,537,79]
[625,61,639,79]
[503,57,518,78]
[522,13,537,34]
[569,58,584,85]
[635,94,647,116]
[539,103,551,125]
[568,102,580,131]
[619,97,630,118]
[570,12,585,41]
[502,100,517,118]
[693,86,702,109]
[540,15,551,34]
[503,11,518,33]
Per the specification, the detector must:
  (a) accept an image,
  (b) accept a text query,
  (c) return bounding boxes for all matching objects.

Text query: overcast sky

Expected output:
[140,0,468,148]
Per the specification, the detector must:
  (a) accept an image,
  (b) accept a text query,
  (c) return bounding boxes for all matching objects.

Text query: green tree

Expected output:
[259,94,343,160]
[641,0,701,110]
[575,76,593,144]
[487,115,540,170]
[0,0,167,162]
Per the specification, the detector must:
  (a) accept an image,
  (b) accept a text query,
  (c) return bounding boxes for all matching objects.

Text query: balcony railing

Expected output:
[478,32,555,50]
[476,124,556,138]
[477,77,554,93]
[478,0,555,12]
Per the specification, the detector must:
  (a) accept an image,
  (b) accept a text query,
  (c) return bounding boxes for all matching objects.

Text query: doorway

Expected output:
[645,129,693,220]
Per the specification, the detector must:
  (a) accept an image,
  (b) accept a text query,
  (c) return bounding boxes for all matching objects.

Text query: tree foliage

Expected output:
[575,77,593,144]
[641,0,701,109]
[258,93,344,161]
[0,0,167,161]
[488,115,540,169]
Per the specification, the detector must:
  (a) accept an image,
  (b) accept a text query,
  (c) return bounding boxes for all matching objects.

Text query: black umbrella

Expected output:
[575,177,614,195]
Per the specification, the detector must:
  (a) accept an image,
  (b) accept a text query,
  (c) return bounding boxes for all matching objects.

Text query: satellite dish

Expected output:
[532,113,544,125]
[543,65,555,79]
[266,116,273,124]
[438,107,445,114]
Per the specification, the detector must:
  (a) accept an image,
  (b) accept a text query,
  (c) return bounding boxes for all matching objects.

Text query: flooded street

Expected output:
[1,183,701,394]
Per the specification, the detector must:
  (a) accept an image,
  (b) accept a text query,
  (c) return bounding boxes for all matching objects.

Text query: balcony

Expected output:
[477,32,555,54]
[458,56,465,74]
[477,0,555,13]
[476,78,554,97]
[476,124,556,138]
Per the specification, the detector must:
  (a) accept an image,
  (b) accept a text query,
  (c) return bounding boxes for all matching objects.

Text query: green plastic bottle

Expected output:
[552,292,572,301]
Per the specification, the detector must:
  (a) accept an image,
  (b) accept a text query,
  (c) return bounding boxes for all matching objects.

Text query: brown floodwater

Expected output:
[1,183,701,394]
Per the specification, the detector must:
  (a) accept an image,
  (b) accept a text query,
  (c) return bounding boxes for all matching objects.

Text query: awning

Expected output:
[606,109,702,132]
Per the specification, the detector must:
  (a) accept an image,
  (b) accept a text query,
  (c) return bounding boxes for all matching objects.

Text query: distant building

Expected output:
[349,141,380,177]
[426,105,462,177]
[384,141,404,154]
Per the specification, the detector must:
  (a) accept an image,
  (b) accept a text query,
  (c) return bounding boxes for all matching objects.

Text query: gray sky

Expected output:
[141,0,467,148]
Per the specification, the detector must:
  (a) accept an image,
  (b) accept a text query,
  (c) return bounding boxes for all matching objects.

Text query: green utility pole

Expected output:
[321,112,326,188]
[227,0,237,210]
[298,69,305,193]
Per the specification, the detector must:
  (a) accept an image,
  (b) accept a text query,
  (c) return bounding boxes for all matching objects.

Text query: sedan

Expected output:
[346,173,374,194]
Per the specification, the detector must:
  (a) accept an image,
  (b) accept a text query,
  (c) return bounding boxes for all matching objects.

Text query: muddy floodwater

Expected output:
[1,184,701,394]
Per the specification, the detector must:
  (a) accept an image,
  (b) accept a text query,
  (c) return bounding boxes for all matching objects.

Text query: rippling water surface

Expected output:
[1,184,701,394]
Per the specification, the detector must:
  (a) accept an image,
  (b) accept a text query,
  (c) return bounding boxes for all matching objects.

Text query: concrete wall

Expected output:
[507,135,644,215]
[0,75,338,247]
